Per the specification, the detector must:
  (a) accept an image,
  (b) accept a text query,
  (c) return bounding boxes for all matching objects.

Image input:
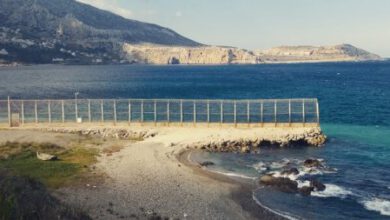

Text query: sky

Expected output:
[77,0,390,57]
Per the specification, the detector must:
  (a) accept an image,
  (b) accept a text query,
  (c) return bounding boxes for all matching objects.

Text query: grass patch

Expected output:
[0,171,91,219]
[0,142,99,189]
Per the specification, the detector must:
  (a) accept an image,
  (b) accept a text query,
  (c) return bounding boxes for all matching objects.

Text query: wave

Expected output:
[251,161,268,172]
[252,192,301,220]
[205,169,257,180]
[361,197,390,216]
[311,184,353,198]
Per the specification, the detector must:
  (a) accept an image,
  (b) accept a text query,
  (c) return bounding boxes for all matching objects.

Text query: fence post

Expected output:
[302,99,306,127]
[128,100,132,125]
[288,99,292,127]
[61,100,65,123]
[260,100,264,127]
[167,100,170,126]
[234,101,237,127]
[21,100,24,125]
[220,100,223,125]
[180,99,183,126]
[141,100,144,125]
[316,99,320,126]
[7,96,11,127]
[193,100,196,126]
[207,100,210,125]
[75,99,78,122]
[274,100,277,127]
[154,100,157,126]
[101,99,104,123]
[35,100,38,124]
[88,99,91,123]
[247,101,250,127]
[113,100,117,125]
[48,100,51,123]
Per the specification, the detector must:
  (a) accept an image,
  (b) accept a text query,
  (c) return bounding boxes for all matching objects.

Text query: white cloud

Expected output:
[76,0,133,19]
[175,11,182,17]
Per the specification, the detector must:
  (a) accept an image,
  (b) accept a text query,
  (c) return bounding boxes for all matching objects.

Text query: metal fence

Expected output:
[0,98,319,126]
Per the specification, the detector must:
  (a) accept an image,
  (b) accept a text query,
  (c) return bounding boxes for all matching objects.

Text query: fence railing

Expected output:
[0,98,320,127]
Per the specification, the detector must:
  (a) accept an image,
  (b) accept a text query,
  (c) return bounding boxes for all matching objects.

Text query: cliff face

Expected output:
[120,43,382,65]
[256,44,382,63]
[122,44,260,65]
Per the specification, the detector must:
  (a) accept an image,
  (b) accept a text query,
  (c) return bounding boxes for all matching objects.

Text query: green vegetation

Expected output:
[0,141,99,188]
[0,171,91,220]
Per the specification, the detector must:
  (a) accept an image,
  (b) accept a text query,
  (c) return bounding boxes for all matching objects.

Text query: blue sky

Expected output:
[78,0,390,57]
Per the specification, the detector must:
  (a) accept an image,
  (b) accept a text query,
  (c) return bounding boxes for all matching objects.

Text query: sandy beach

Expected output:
[0,124,322,219]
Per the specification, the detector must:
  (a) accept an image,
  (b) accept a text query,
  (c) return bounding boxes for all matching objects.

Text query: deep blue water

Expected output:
[1,62,390,219]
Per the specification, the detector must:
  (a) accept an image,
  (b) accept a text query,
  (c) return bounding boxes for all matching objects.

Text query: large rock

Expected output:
[199,161,215,167]
[36,152,57,161]
[259,175,298,193]
[310,179,326,191]
[303,159,323,168]
[281,167,299,176]
[299,186,314,196]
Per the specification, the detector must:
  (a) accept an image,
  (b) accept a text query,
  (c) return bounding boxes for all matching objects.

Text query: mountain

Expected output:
[0,0,383,65]
[0,0,200,64]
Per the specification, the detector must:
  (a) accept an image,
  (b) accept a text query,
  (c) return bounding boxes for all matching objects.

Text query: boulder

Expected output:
[299,186,314,196]
[281,167,299,176]
[310,179,326,191]
[259,175,274,184]
[303,159,322,168]
[36,152,57,161]
[259,175,298,193]
[240,146,250,154]
[199,161,215,167]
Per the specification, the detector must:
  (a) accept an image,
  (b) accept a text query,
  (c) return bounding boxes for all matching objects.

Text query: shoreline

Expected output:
[0,59,387,68]
[0,125,324,219]
[177,149,286,220]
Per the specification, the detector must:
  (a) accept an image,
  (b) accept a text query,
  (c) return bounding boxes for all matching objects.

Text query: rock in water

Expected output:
[299,186,314,196]
[281,167,300,176]
[199,161,215,167]
[240,146,250,154]
[36,152,57,161]
[310,179,326,191]
[303,159,322,168]
[259,175,274,184]
[259,175,298,193]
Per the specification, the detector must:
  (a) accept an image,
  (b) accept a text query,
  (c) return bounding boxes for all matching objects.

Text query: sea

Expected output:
[1,62,390,219]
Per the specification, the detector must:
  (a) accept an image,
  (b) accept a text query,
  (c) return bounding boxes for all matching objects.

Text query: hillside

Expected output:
[0,0,383,65]
[0,0,200,64]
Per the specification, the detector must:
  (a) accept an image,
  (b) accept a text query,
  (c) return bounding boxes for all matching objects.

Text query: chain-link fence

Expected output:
[0,98,319,126]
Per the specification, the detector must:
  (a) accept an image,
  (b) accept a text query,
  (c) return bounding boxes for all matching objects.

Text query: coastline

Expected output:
[0,59,387,68]
[177,149,285,220]
[0,125,324,219]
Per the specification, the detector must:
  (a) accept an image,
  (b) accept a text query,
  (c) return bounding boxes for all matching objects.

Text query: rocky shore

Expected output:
[42,127,157,140]
[1,125,327,219]
[40,126,326,154]
[186,127,326,153]
[45,126,325,150]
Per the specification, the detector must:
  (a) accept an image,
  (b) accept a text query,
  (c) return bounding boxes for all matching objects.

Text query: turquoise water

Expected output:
[1,62,390,219]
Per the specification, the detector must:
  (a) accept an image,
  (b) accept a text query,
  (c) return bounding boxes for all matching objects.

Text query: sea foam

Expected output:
[361,197,390,216]
[311,184,353,198]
